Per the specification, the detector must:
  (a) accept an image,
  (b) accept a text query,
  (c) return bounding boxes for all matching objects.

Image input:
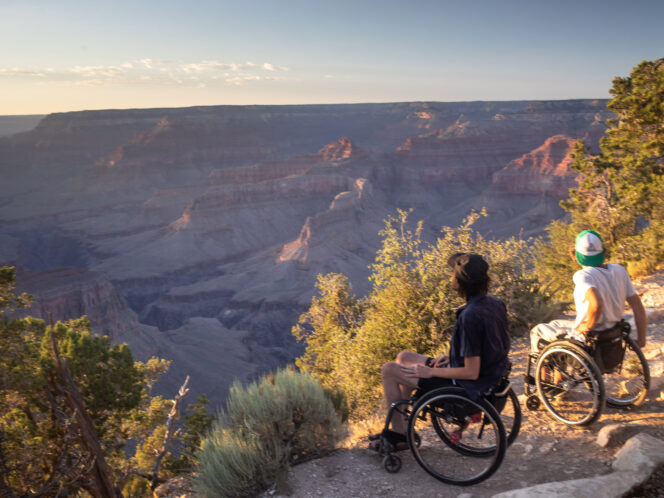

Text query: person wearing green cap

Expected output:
[529,230,647,355]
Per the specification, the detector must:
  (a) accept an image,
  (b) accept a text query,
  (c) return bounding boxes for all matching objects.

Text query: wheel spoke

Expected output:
[409,389,506,485]
[605,336,650,407]
[536,344,605,426]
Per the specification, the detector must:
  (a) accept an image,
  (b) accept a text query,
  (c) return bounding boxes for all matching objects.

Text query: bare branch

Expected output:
[128,469,167,486]
[149,376,190,490]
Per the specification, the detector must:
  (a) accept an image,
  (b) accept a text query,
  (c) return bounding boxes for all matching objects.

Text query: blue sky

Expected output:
[1,0,662,114]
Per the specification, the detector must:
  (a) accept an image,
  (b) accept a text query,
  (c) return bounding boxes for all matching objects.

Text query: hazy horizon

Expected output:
[0,96,613,118]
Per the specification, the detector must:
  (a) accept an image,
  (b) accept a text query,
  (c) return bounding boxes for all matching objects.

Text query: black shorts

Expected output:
[417,376,455,392]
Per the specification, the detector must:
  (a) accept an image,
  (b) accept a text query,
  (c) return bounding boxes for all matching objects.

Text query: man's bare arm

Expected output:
[627,294,647,348]
[405,356,480,381]
[576,287,603,334]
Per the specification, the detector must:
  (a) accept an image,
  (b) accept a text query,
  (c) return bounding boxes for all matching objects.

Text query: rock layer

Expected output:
[0,100,613,407]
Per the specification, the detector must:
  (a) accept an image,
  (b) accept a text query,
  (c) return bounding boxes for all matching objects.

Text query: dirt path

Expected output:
[267,320,664,498]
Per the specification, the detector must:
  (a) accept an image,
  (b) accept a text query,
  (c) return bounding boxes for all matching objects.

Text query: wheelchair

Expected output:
[374,365,521,486]
[524,319,650,427]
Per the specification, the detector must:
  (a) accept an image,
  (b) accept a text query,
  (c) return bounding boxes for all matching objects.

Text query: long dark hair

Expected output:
[456,275,490,301]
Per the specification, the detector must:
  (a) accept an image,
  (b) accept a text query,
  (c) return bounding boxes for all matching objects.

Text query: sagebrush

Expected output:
[195,368,343,497]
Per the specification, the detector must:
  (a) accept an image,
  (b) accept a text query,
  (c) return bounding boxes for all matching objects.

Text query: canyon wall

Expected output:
[0,100,610,408]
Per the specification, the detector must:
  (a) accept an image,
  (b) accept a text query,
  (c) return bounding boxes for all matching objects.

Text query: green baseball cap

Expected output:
[575,230,605,267]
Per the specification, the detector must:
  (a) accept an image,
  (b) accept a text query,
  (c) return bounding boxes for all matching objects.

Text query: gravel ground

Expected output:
[264,312,664,498]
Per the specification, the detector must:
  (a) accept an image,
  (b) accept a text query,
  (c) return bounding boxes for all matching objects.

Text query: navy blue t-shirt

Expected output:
[449,294,510,399]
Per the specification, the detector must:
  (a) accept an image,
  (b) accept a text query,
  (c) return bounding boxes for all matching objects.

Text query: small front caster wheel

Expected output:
[383,454,402,473]
[526,395,540,411]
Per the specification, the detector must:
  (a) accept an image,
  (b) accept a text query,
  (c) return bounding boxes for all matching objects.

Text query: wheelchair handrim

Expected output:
[408,391,507,485]
[536,345,605,426]
[604,335,650,407]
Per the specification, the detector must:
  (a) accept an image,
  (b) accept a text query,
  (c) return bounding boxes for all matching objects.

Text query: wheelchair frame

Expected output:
[524,320,650,426]
[374,369,521,486]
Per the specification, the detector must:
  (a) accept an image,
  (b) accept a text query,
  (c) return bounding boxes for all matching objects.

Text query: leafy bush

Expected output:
[0,266,207,496]
[294,210,567,420]
[196,429,273,498]
[541,58,664,279]
[195,368,343,497]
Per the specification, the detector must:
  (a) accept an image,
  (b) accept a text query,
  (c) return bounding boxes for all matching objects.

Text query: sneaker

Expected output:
[448,412,482,445]
[469,412,483,424]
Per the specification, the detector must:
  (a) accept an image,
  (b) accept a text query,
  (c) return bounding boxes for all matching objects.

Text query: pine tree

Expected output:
[541,58,664,279]
[0,267,201,496]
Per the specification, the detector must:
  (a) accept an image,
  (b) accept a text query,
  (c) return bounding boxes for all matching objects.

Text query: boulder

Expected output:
[613,433,664,474]
[491,471,646,498]
[494,434,664,498]
[597,423,646,448]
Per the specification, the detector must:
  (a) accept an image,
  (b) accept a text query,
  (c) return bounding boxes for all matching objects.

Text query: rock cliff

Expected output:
[11,266,257,403]
[14,266,139,339]
[0,100,613,408]
[488,135,578,198]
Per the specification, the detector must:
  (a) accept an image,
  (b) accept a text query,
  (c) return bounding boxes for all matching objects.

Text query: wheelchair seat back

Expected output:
[586,320,629,374]
[483,361,512,413]
[485,378,510,413]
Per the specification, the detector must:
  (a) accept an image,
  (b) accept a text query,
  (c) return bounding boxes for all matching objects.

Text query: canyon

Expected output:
[0,100,610,406]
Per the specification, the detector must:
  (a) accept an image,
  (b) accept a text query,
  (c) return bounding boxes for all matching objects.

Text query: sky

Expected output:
[1,0,663,115]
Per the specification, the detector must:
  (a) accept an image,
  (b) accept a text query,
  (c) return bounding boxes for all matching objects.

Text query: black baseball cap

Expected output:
[447,252,489,284]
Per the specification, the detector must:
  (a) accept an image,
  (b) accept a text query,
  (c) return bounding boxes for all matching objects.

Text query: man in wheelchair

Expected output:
[529,230,647,358]
[523,230,650,426]
[370,253,510,452]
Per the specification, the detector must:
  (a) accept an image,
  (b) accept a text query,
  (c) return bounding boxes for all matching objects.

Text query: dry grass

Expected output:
[339,411,386,449]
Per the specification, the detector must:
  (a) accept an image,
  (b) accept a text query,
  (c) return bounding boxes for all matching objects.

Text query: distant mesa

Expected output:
[278,177,374,264]
[397,138,413,152]
[488,135,578,197]
[169,203,193,232]
[319,137,356,162]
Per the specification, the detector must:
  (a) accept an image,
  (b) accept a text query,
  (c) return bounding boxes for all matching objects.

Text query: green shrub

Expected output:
[322,386,350,423]
[194,368,343,497]
[541,59,664,282]
[294,210,568,420]
[196,428,273,498]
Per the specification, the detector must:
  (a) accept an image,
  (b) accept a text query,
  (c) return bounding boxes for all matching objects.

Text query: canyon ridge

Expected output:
[0,100,610,406]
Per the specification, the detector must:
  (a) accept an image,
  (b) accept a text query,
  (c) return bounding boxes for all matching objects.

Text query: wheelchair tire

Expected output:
[605,335,650,408]
[526,395,540,411]
[383,454,402,473]
[535,341,605,427]
[407,387,506,486]
[501,388,522,447]
[445,387,521,457]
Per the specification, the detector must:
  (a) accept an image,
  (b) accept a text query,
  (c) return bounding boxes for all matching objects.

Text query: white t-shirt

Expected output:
[573,264,636,331]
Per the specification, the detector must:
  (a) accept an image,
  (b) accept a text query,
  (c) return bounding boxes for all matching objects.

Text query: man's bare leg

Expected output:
[395,351,429,398]
[381,354,423,434]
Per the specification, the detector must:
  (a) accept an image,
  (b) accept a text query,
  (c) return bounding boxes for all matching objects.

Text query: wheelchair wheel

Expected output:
[383,454,402,473]
[499,388,521,447]
[526,395,540,411]
[450,387,521,457]
[408,387,506,486]
[604,335,650,407]
[535,341,605,426]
